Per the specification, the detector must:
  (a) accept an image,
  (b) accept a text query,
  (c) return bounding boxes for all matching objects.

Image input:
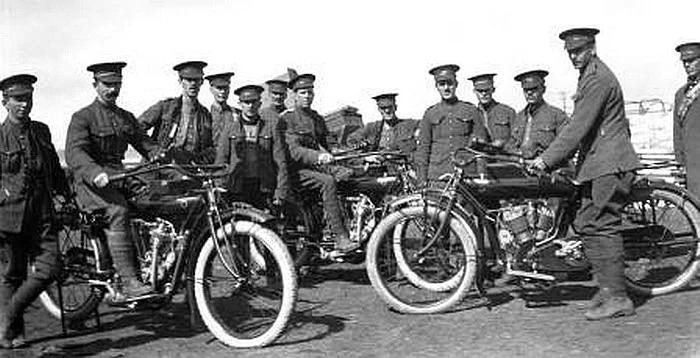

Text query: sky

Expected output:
[1,0,698,147]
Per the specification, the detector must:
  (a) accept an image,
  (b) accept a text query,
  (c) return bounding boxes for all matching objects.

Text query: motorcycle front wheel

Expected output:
[365,205,478,314]
[622,181,700,296]
[193,220,297,348]
[39,225,106,322]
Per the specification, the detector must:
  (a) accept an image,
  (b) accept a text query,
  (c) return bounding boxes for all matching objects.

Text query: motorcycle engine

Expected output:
[497,199,556,262]
[132,218,185,288]
[345,194,377,244]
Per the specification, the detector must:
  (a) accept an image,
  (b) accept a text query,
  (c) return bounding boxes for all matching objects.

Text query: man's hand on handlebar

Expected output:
[93,172,110,188]
[527,157,548,174]
[317,152,334,165]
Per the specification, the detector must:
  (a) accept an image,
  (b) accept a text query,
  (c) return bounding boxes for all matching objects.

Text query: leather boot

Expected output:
[584,295,635,320]
[578,287,610,310]
[105,230,151,301]
[333,233,360,254]
[0,277,49,348]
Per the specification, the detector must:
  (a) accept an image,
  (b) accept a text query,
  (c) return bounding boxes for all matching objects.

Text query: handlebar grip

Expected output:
[107,173,128,182]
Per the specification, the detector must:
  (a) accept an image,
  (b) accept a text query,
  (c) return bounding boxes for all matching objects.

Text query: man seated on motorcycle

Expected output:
[280,73,358,255]
[347,93,419,161]
[346,92,420,201]
[214,84,289,210]
[66,62,160,302]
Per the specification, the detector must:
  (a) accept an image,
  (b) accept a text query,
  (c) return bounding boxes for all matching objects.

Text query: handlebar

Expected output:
[107,163,229,182]
[332,150,407,163]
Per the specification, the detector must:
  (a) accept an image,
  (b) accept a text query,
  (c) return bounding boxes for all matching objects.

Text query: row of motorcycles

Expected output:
[39,141,700,348]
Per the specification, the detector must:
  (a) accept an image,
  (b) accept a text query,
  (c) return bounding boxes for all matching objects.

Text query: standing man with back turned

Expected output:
[531,28,641,320]
[673,42,700,197]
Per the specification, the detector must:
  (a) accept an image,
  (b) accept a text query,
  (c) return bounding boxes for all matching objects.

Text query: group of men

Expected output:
[1,27,700,348]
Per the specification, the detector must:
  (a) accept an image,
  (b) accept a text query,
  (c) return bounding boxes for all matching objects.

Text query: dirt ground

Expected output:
[3,263,700,358]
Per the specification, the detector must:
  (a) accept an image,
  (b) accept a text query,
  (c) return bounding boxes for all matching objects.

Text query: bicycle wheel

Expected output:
[39,225,105,322]
[622,181,700,296]
[366,205,477,314]
[193,220,297,348]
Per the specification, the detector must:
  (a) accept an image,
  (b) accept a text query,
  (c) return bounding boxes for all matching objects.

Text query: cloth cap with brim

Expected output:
[468,73,496,90]
[429,64,460,81]
[87,62,126,83]
[288,74,316,90]
[559,28,599,50]
[173,61,208,79]
[234,84,264,101]
[266,79,288,94]
[204,72,234,86]
[514,70,549,89]
[0,74,37,96]
[372,93,398,107]
[676,42,700,61]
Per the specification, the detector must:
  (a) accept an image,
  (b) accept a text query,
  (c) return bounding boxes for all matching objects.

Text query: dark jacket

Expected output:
[541,57,640,182]
[478,101,516,145]
[210,101,235,150]
[674,80,700,196]
[215,110,289,201]
[1,119,67,233]
[509,101,569,159]
[347,118,419,157]
[66,99,159,211]
[138,96,215,163]
[281,107,330,170]
[415,98,488,182]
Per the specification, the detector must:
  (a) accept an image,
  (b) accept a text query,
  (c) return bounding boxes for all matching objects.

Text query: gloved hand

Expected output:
[317,152,334,165]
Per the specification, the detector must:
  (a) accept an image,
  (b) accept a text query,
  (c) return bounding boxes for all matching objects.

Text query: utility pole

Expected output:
[559,91,568,114]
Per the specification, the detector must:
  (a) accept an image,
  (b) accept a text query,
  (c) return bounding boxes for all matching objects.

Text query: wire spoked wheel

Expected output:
[622,181,700,296]
[193,220,297,348]
[366,205,477,314]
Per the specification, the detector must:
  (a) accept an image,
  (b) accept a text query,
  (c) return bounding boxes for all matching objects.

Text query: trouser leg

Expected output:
[298,169,349,239]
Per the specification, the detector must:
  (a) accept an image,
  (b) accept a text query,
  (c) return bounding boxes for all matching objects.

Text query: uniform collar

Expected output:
[442,97,459,105]
[526,101,545,116]
[3,116,30,134]
[479,100,498,112]
[94,97,118,110]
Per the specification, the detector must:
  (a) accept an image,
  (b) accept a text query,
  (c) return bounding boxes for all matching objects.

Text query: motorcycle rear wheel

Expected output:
[623,181,700,296]
[366,205,477,314]
[39,225,105,322]
[193,220,297,348]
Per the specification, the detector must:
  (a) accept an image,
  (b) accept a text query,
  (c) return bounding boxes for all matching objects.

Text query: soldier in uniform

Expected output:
[66,62,159,301]
[139,61,215,164]
[205,71,235,148]
[215,84,289,208]
[673,42,700,197]
[509,70,569,158]
[416,64,488,184]
[263,79,289,115]
[531,28,641,320]
[468,73,516,147]
[0,74,68,348]
[281,73,357,254]
[347,93,419,157]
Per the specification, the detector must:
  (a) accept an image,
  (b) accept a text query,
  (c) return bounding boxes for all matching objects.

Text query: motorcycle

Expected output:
[278,149,418,272]
[40,162,298,348]
[365,143,700,314]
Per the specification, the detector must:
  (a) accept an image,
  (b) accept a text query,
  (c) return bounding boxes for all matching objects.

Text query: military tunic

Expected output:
[540,57,640,181]
[138,96,215,163]
[347,118,419,156]
[0,119,66,283]
[415,98,488,182]
[210,102,235,150]
[673,79,700,197]
[478,101,516,145]
[66,99,159,215]
[509,101,569,159]
[215,109,289,202]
